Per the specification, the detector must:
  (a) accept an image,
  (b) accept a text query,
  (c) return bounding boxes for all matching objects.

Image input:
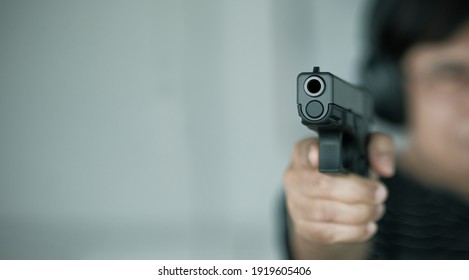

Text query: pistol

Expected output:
[297,66,373,176]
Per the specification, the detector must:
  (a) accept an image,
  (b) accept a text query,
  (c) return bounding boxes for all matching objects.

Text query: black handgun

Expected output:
[297,66,373,176]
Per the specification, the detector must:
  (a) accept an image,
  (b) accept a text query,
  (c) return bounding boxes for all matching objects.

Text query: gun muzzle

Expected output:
[304,76,325,97]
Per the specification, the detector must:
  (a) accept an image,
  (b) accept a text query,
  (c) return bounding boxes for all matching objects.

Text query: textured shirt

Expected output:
[372,170,469,259]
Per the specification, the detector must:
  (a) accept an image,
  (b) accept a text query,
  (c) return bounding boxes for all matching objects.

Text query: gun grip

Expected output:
[318,130,368,176]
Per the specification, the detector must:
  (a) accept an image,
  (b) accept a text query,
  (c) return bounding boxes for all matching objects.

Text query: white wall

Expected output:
[0,0,367,259]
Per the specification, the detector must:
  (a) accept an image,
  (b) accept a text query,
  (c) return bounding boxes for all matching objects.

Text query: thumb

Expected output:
[308,141,319,167]
[292,138,319,169]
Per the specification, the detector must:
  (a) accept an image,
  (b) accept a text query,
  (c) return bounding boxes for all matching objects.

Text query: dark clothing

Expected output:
[372,169,469,259]
[281,169,469,259]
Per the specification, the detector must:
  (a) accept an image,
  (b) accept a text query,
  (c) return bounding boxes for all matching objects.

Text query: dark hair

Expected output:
[362,0,469,124]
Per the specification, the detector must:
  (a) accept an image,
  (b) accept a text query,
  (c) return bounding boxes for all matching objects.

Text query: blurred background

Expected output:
[0,0,367,259]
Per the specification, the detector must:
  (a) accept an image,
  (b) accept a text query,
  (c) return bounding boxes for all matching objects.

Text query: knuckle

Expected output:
[375,205,386,221]
[310,225,336,244]
[312,200,335,223]
[310,175,332,198]
[358,223,377,242]
[356,204,376,223]
[315,175,329,191]
[287,169,323,197]
[332,175,371,204]
[359,179,379,204]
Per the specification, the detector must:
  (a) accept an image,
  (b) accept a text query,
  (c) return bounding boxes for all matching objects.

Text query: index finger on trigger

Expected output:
[368,132,395,178]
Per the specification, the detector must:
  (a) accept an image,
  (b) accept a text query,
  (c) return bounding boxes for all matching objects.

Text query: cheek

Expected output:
[416,97,453,126]
[407,87,453,153]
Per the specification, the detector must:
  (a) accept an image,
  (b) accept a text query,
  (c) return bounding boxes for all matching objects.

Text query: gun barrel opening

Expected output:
[304,76,325,97]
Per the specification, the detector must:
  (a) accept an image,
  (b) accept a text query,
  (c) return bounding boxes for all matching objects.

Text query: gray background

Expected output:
[0,0,367,259]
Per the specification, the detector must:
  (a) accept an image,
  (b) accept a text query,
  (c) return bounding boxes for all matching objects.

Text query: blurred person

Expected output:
[282,0,469,259]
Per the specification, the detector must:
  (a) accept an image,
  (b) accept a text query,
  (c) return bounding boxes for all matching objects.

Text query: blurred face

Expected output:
[403,23,469,179]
